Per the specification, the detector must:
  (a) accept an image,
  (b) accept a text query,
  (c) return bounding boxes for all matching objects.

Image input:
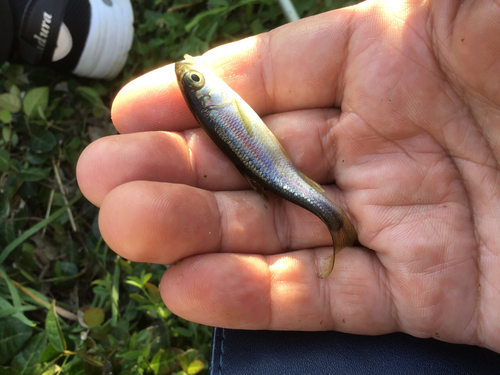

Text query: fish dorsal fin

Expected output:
[276,139,291,159]
[278,142,324,194]
[300,172,324,193]
[233,100,295,163]
[232,98,323,194]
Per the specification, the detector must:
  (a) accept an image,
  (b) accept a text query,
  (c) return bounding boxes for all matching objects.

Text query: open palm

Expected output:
[77,0,500,353]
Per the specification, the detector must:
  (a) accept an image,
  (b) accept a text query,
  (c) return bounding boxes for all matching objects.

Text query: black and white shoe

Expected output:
[0,0,14,68]
[2,0,134,79]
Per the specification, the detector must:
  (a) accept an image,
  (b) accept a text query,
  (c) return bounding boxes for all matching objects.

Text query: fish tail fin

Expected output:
[317,211,357,279]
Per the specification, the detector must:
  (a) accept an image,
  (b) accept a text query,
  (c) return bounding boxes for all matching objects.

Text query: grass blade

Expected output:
[111,262,120,325]
[0,193,82,265]
[0,267,21,308]
[45,300,66,353]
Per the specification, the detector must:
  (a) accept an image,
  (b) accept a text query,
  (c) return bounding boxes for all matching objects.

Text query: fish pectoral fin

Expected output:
[233,100,255,136]
[300,172,324,193]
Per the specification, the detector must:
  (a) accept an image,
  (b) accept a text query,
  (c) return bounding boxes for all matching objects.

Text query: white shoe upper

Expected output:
[72,0,134,79]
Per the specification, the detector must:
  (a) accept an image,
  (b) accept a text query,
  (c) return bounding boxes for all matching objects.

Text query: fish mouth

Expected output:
[174,61,192,81]
[174,55,198,80]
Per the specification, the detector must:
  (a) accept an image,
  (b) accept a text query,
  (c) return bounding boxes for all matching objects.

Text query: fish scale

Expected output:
[175,54,357,278]
[208,105,308,193]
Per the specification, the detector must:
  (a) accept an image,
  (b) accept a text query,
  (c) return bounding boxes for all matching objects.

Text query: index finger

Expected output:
[111,8,353,134]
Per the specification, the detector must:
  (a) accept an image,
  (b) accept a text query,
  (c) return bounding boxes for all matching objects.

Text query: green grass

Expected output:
[0,0,355,373]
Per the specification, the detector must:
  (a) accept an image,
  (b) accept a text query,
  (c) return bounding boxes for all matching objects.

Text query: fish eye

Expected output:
[184,70,205,90]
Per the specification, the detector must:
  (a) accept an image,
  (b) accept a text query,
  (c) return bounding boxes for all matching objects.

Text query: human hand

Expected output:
[77,0,500,353]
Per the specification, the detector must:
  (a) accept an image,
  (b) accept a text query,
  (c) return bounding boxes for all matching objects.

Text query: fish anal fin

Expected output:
[300,172,324,193]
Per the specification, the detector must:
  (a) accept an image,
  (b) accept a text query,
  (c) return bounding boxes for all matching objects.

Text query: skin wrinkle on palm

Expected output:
[76,0,500,354]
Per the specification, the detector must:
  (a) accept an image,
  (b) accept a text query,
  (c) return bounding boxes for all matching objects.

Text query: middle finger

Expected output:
[77,108,344,206]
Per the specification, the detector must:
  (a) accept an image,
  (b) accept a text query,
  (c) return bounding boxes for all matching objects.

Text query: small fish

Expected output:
[175,54,357,278]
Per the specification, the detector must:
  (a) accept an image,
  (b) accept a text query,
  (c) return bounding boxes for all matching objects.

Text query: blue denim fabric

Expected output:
[210,328,500,374]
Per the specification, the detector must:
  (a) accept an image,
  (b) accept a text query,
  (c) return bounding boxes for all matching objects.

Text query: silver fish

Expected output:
[175,54,357,278]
